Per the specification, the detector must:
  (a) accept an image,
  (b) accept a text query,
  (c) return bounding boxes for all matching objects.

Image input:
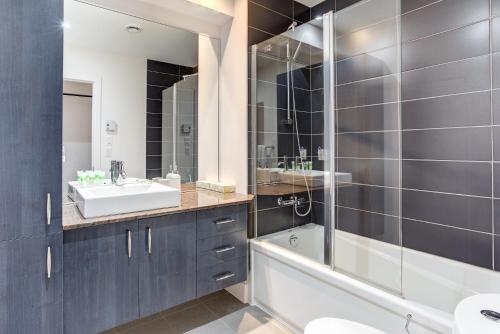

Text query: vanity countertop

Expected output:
[63,184,254,230]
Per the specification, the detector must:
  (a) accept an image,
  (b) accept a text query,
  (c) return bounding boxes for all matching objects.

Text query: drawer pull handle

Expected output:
[214,272,235,282]
[46,193,51,225]
[147,227,152,255]
[127,230,132,259]
[214,218,236,225]
[215,246,235,254]
[47,246,52,279]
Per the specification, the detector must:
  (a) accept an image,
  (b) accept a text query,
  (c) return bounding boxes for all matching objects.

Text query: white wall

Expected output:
[198,35,221,183]
[64,45,147,178]
[219,0,248,193]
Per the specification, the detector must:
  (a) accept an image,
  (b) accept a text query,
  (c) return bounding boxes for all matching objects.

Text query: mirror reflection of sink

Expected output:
[256,168,352,187]
[73,181,180,218]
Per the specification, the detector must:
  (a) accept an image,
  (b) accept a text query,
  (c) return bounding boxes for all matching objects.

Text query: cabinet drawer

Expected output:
[197,231,247,268]
[197,205,247,239]
[197,257,247,297]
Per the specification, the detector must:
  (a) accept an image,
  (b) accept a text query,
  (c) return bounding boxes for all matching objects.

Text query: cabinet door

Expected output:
[63,221,139,334]
[0,233,63,334]
[139,212,197,317]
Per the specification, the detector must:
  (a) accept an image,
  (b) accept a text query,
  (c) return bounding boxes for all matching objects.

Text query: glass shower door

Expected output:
[331,0,402,293]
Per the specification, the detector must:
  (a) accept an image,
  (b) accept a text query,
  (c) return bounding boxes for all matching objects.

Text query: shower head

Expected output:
[287,21,298,31]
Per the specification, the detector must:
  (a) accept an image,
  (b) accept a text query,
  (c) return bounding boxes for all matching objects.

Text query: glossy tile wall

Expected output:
[146,60,195,179]
[248,0,500,272]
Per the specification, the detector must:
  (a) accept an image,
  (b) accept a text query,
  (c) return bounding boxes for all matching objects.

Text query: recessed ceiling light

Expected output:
[61,21,71,29]
[125,24,142,34]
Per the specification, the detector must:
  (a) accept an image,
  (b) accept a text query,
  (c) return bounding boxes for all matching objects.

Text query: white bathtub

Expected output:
[250,224,500,334]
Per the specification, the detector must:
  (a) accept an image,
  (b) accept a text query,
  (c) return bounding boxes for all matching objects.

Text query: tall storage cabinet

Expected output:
[0,0,64,333]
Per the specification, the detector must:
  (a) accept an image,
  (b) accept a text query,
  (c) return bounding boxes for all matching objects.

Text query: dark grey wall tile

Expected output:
[146,156,161,170]
[402,55,490,101]
[493,54,500,89]
[402,219,493,269]
[494,90,500,125]
[256,194,282,210]
[251,0,293,18]
[146,127,162,141]
[337,75,399,108]
[494,0,500,18]
[311,201,326,226]
[311,112,324,134]
[338,131,399,159]
[248,27,274,46]
[494,200,500,236]
[402,190,492,232]
[147,60,178,75]
[495,164,500,198]
[248,1,293,36]
[402,160,492,196]
[277,133,294,157]
[146,113,162,127]
[311,134,325,155]
[294,1,311,22]
[338,103,399,132]
[402,20,490,72]
[338,184,399,216]
[402,92,491,129]
[401,0,489,42]
[493,18,500,52]
[257,206,294,236]
[494,127,500,161]
[401,0,438,14]
[311,1,334,19]
[336,0,363,11]
[295,111,312,134]
[312,89,324,111]
[146,142,162,156]
[337,158,399,187]
[402,127,491,161]
[495,236,500,271]
[337,47,397,84]
[336,18,397,60]
[146,170,161,179]
[147,85,164,100]
[147,71,180,87]
[311,65,324,90]
[337,207,400,245]
[295,134,312,157]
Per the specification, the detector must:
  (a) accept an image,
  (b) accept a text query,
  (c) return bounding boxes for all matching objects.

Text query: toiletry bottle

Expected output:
[166,165,181,190]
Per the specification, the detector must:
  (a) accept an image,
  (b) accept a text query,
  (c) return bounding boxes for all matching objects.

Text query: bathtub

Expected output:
[250,223,500,334]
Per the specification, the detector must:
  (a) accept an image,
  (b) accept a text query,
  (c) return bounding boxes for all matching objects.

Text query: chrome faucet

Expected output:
[277,155,288,171]
[110,160,126,184]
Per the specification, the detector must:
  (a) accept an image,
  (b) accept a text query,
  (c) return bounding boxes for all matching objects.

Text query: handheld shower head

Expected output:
[287,21,298,31]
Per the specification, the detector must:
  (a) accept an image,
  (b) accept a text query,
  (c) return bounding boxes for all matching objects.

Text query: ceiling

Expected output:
[64,0,199,67]
[295,0,326,7]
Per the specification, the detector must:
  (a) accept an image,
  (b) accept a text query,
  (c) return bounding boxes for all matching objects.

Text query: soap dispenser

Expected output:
[166,165,181,190]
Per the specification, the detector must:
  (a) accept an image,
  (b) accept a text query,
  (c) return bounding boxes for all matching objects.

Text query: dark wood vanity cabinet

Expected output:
[63,220,140,334]
[138,212,197,317]
[62,204,247,333]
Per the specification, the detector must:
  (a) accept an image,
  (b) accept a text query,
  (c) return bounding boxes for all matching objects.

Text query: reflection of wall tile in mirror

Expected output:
[311,134,324,157]
[337,131,399,159]
[293,1,311,23]
[337,206,400,245]
[295,111,312,134]
[248,1,293,37]
[147,100,162,114]
[310,64,323,90]
[311,201,325,226]
[401,55,490,101]
[248,27,274,46]
[337,74,398,109]
[257,206,294,236]
[402,219,492,269]
[311,112,324,134]
[337,103,398,133]
[251,0,294,19]
[402,160,491,197]
[402,190,492,233]
[401,0,489,42]
[146,142,162,156]
[402,92,491,129]
[294,134,312,157]
[338,184,399,216]
[147,113,162,127]
[401,0,436,14]
[310,1,334,19]
[311,89,323,112]
[402,127,491,161]
[337,157,399,187]
[146,127,162,142]
[337,47,397,85]
[402,20,489,72]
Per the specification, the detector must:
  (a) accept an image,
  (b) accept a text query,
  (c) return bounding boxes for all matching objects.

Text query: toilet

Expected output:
[453,294,500,334]
[305,318,387,334]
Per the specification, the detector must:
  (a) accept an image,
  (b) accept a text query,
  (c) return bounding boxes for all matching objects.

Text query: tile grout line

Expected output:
[490,0,496,270]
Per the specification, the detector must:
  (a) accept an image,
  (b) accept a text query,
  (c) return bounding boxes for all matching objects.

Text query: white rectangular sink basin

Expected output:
[74,182,180,218]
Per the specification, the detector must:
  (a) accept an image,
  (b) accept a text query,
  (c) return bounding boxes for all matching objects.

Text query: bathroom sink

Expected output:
[74,182,180,218]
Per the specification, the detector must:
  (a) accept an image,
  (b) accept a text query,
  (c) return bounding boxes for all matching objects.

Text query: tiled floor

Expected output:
[103,290,293,334]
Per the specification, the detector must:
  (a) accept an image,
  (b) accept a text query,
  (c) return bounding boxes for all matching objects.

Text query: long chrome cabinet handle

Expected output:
[47,246,52,279]
[215,246,235,254]
[127,230,132,258]
[214,218,236,225]
[147,227,152,255]
[46,193,51,225]
[214,272,235,282]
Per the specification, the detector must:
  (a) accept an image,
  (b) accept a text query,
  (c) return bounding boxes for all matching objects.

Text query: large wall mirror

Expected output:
[62,0,220,196]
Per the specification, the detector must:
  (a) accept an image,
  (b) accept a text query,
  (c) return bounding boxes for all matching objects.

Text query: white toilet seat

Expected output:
[304,318,387,334]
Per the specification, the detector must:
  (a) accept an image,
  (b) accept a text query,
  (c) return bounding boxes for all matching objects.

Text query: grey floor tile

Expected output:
[159,298,202,317]
[163,303,219,334]
[221,306,293,334]
[184,319,234,334]
[203,292,247,318]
